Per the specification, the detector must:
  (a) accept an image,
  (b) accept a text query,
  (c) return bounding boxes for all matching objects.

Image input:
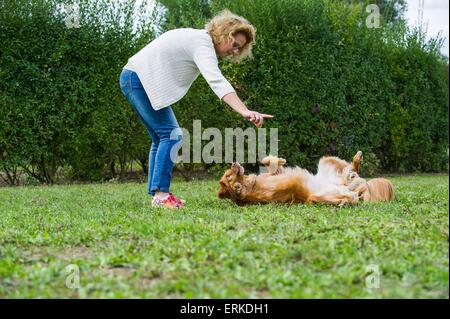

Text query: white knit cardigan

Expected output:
[123,28,236,110]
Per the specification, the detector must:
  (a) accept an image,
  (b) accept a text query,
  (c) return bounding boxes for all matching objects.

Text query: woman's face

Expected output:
[215,32,247,58]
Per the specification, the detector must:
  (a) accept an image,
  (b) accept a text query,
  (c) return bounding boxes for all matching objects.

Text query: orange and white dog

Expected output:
[217,151,394,206]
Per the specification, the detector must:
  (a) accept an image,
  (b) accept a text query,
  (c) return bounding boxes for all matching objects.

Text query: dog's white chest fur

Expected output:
[306,161,348,196]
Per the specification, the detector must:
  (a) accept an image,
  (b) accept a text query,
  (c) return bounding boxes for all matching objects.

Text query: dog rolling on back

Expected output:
[218,151,395,206]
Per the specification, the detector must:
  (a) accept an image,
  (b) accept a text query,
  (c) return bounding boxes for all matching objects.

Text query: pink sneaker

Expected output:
[152,193,185,209]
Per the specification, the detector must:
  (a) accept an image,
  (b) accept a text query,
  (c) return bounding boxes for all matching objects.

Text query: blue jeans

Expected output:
[119,69,183,196]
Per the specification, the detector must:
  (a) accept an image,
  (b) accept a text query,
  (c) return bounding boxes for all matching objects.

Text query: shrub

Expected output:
[0,0,447,185]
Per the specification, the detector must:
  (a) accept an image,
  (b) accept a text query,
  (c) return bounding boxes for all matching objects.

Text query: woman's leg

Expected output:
[120,69,160,195]
[119,69,183,196]
[149,108,183,195]
[131,104,161,195]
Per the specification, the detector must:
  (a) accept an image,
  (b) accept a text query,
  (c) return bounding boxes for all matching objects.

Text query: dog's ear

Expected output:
[217,181,229,199]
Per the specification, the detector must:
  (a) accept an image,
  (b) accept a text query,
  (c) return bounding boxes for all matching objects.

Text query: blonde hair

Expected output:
[205,9,256,63]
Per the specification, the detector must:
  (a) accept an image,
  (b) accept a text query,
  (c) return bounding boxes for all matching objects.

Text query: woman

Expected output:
[119,10,273,209]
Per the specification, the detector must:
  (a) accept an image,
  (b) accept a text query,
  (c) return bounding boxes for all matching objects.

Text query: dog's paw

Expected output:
[277,157,286,166]
[350,192,359,203]
[352,151,363,172]
[343,166,360,186]
[347,176,366,192]
[231,162,244,175]
[345,171,358,184]
[261,155,285,167]
[353,151,363,162]
[261,156,286,175]
[261,156,273,166]
[338,192,359,207]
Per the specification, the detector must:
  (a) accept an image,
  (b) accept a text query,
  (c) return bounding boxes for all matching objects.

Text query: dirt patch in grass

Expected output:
[19,245,96,263]
[52,246,96,260]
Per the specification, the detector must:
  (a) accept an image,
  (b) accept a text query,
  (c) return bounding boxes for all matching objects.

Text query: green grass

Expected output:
[0,175,448,298]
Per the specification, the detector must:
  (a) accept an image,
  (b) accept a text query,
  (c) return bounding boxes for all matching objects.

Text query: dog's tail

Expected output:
[363,178,394,202]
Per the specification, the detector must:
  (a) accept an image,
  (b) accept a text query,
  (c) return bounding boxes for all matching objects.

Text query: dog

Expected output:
[217,151,394,206]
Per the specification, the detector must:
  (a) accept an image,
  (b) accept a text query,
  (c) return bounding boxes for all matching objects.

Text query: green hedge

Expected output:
[0,0,448,185]
[165,0,449,173]
[0,0,153,183]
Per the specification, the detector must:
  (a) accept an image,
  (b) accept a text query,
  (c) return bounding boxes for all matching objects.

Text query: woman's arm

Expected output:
[222,92,273,127]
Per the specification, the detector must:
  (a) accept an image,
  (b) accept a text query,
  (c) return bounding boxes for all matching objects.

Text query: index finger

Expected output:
[260,113,274,118]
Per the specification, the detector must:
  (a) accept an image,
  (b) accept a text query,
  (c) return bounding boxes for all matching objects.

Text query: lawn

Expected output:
[0,175,448,298]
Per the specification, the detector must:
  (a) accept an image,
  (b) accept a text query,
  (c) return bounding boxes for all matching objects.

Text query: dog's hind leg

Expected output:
[347,176,366,192]
[341,151,364,186]
[307,192,359,206]
[353,181,369,199]
[352,151,363,172]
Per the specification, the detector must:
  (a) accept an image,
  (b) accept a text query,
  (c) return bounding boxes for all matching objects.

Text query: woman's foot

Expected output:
[152,192,185,209]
